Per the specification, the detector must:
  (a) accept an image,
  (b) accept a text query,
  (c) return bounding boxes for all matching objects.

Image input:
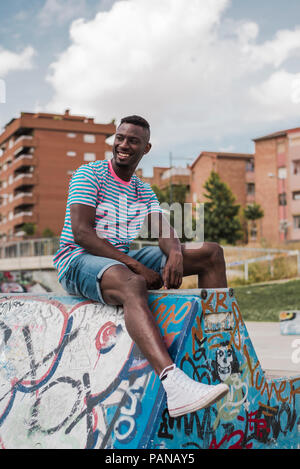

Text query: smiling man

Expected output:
[54,115,229,417]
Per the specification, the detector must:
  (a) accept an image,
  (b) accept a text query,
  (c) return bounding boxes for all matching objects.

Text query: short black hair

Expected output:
[119,115,150,135]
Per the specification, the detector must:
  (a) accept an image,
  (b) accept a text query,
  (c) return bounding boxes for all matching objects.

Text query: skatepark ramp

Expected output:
[0,289,299,449]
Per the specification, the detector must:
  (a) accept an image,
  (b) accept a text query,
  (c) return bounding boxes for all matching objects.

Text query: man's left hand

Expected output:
[162,249,184,289]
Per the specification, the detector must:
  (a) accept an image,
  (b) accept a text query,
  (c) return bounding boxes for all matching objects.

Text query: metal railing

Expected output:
[0,237,60,259]
[0,239,299,281]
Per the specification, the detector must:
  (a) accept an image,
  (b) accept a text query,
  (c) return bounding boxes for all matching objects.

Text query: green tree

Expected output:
[243,203,264,243]
[151,184,194,241]
[42,227,55,238]
[203,171,243,244]
[243,203,264,221]
[22,222,36,236]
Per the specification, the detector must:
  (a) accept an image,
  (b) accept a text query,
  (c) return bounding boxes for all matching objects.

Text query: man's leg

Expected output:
[182,242,227,288]
[99,261,229,417]
[100,263,173,376]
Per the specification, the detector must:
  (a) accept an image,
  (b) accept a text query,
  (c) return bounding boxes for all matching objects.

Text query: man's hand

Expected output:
[131,263,164,290]
[162,249,183,289]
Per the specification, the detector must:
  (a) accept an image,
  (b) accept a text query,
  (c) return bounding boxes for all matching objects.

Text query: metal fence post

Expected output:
[244,260,248,282]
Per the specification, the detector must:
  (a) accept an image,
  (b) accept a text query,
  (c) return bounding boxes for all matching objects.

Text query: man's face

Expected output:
[112,123,151,168]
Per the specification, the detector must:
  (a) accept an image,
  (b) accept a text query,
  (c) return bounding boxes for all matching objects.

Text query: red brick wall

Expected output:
[254,139,280,244]
[216,157,247,207]
[36,128,110,237]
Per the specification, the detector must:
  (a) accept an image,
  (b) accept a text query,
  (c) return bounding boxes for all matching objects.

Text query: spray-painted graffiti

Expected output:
[0,293,194,449]
[280,311,300,335]
[152,291,300,449]
[0,290,299,449]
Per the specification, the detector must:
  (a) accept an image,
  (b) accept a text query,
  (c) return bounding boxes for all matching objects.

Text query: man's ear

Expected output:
[144,142,152,155]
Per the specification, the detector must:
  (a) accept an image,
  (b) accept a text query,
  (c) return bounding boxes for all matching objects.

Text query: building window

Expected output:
[292,160,300,174]
[293,215,300,229]
[246,183,255,195]
[278,167,287,179]
[104,151,113,160]
[67,151,76,157]
[67,133,76,138]
[293,191,300,200]
[279,193,287,206]
[84,134,96,143]
[246,159,254,172]
[84,152,96,162]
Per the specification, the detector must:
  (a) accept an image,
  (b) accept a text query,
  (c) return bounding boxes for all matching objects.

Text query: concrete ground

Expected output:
[245,321,300,378]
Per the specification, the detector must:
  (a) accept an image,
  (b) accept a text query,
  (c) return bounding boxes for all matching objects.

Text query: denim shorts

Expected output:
[60,246,167,304]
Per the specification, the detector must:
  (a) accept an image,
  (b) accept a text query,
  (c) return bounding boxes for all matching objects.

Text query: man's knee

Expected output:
[125,273,147,294]
[101,265,147,304]
[204,242,225,266]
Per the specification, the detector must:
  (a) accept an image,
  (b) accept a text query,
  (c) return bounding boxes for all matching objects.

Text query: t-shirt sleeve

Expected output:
[68,164,99,207]
[147,188,162,214]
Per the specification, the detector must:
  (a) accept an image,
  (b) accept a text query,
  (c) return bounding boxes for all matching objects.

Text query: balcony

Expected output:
[14,135,34,146]
[1,136,36,160]
[13,211,37,226]
[11,173,37,191]
[13,153,35,168]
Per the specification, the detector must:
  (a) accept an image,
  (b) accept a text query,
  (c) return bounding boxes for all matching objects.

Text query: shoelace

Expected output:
[159,363,176,381]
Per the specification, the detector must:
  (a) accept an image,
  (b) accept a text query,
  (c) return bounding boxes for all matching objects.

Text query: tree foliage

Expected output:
[243,203,264,221]
[203,171,243,245]
[151,184,193,241]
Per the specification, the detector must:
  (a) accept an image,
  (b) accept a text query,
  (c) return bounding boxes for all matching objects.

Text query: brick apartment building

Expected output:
[0,110,115,240]
[136,166,191,201]
[190,151,255,206]
[253,128,300,244]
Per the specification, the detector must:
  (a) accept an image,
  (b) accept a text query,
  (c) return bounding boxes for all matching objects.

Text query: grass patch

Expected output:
[233,279,300,322]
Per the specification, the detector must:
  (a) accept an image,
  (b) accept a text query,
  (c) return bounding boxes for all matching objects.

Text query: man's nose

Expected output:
[119,138,129,148]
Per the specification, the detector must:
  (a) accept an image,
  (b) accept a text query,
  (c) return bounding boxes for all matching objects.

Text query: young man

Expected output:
[54,115,229,417]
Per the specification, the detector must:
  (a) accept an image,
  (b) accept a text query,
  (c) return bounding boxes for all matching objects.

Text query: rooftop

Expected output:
[190,150,254,169]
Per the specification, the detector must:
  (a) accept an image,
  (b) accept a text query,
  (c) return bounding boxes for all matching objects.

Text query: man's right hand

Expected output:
[131,263,163,290]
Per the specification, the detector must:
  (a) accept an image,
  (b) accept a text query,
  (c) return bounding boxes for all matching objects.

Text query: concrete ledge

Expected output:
[0,289,299,449]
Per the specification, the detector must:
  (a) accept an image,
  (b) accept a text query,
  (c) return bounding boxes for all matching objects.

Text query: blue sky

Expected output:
[1,0,300,175]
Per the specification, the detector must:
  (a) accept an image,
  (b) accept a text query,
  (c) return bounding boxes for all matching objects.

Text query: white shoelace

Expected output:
[159,363,176,381]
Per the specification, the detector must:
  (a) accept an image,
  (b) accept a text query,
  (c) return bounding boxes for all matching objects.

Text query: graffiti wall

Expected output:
[280,311,300,335]
[0,290,299,449]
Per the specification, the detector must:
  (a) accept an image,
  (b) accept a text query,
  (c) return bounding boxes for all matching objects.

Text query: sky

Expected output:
[1,0,300,176]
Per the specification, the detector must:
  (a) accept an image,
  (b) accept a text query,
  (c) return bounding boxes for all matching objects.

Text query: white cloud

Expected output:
[0,46,35,77]
[243,27,300,68]
[45,0,300,156]
[250,70,300,120]
[38,0,88,27]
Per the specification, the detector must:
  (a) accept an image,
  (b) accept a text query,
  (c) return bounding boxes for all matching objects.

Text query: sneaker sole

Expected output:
[168,383,229,418]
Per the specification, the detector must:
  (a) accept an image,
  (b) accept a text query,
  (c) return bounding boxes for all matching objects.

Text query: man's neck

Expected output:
[111,159,136,182]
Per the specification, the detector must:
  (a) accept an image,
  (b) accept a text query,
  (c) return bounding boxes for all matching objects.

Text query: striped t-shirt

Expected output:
[53,159,162,280]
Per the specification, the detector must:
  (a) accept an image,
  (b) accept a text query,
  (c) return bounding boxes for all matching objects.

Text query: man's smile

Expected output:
[116,151,131,161]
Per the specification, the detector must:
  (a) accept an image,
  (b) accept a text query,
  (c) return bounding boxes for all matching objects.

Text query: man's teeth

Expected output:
[118,152,129,157]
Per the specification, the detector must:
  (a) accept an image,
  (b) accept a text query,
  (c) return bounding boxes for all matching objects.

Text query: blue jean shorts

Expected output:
[60,246,167,304]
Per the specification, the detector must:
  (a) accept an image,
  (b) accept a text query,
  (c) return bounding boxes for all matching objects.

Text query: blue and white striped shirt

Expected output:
[53,159,162,280]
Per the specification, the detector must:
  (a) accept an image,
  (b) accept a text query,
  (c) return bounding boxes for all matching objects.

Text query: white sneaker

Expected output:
[160,365,229,418]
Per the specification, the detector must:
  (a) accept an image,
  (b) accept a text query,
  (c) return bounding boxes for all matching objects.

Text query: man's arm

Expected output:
[146,212,183,289]
[70,204,163,289]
